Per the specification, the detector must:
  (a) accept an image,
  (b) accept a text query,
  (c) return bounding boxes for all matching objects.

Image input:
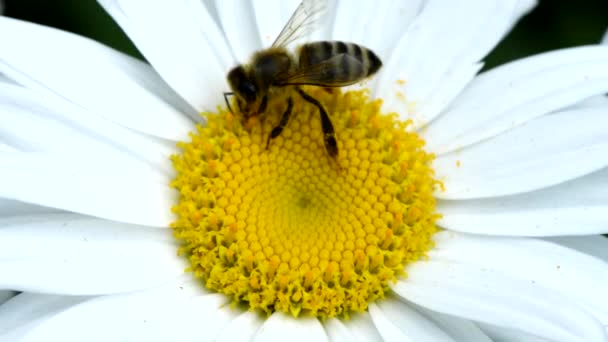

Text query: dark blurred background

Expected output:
[3,0,608,69]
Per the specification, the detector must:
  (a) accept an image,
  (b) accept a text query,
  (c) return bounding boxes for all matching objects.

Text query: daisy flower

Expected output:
[1,0,608,341]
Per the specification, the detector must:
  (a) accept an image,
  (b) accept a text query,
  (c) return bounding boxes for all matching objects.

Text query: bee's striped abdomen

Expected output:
[298,41,382,84]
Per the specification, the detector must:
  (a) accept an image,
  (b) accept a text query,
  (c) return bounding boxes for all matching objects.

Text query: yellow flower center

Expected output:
[170,88,440,318]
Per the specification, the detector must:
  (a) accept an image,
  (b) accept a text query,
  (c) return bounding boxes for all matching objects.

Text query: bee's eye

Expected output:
[239,81,257,102]
[228,66,257,103]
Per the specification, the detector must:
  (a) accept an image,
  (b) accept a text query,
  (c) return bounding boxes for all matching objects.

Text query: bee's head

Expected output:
[227,65,257,115]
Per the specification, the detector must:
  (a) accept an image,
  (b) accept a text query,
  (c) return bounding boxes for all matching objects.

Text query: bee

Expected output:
[223,0,382,159]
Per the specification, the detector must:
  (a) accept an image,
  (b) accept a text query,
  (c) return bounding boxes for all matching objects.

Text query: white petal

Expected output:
[330,0,424,93]
[216,311,264,342]
[566,94,608,110]
[0,291,16,306]
[477,322,553,342]
[332,0,422,58]
[0,82,178,174]
[0,153,175,227]
[99,0,231,112]
[343,312,383,342]
[0,17,194,141]
[0,215,185,294]
[376,0,532,128]
[217,0,263,62]
[308,0,339,42]
[0,198,58,216]
[125,293,238,342]
[433,106,608,199]
[393,232,608,341]
[182,0,236,72]
[252,0,300,48]
[0,98,124,156]
[254,312,328,342]
[369,299,454,342]
[430,232,608,323]
[602,27,608,45]
[423,46,608,154]
[0,143,16,152]
[437,166,608,236]
[14,280,210,342]
[545,235,608,262]
[323,318,356,342]
[0,293,88,335]
[412,305,492,342]
[0,71,16,84]
[0,151,166,184]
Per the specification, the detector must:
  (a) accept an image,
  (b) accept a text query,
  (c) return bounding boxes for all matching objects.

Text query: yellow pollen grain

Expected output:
[170,87,440,319]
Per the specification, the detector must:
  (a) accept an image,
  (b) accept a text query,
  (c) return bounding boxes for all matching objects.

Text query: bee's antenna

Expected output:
[224,92,235,114]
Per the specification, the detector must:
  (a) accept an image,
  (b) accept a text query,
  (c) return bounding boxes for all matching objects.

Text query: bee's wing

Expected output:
[272,0,327,48]
[276,54,364,87]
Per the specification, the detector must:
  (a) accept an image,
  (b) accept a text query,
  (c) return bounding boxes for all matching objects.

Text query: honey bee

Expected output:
[224,0,382,159]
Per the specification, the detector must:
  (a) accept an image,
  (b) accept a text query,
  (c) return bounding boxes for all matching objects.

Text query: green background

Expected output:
[4,0,608,69]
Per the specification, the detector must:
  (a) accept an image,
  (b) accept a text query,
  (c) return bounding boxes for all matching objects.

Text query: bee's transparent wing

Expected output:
[272,0,327,48]
[276,54,364,87]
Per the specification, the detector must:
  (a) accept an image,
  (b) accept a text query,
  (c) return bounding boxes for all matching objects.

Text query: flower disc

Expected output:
[171,88,440,318]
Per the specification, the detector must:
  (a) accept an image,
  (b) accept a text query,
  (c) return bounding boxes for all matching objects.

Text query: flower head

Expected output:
[171,88,439,317]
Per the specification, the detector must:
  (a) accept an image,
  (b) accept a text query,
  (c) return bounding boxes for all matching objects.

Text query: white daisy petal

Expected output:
[369,300,454,342]
[437,167,608,236]
[412,305,492,342]
[99,0,230,112]
[12,280,209,342]
[0,152,167,184]
[434,106,608,199]
[602,27,608,45]
[252,0,300,47]
[566,94,608,111]
[126,293,238,342]
[0,198,58,216]
[0,153,175,227]
[0,72,16,85]
[545,235,608,262]
[217,0,263,62]
[477,322,553,342]
[0,17,193,141]
[323,318,356,342]
[215,311,264,342]
[307,0,339,42]
[0,82,178,174]
[393,232,608,341]
[0,143,16,152]
[341,0,424,58]
[394,263,606,342]
[0,293,89,335]
[0,215,184,294]
[331,0,424,92]
[432,232,608,323]
[343,312,383,342]
[254,312,328,342]
[182,0,235,72]
[0,291,16,306]
[424,46,608,155]
[0,97,123,156]
[377,0,532,128]
[331,1,381,44]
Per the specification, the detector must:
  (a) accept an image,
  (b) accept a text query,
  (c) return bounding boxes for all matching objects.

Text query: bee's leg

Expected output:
[258,95,269,140]
[257,95,268,115]
[295,88,338,159]
[223,92,235,114]
[266,97,294,150]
